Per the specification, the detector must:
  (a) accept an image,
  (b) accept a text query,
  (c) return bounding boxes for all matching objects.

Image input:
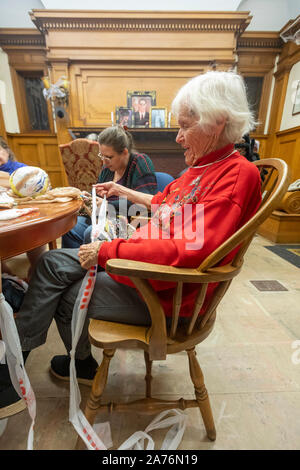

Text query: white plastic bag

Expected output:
[118,409,187,450]
[0,294,36,449]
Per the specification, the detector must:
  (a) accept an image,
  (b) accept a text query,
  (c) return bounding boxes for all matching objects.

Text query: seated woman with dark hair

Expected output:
[61,125,157,248]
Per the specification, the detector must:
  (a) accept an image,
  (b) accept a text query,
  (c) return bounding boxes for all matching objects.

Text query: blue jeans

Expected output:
[61,216,92,248]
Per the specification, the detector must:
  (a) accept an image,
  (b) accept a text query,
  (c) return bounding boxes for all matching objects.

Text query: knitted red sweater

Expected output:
[98,144,262,318]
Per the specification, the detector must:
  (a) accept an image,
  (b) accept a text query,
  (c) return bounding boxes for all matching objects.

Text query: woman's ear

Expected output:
[215,117,226,136]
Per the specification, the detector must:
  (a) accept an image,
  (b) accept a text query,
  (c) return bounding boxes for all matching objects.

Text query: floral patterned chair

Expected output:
[59,139,103,192]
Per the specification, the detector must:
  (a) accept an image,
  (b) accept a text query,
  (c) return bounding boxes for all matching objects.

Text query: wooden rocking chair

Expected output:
[77,158,290,447]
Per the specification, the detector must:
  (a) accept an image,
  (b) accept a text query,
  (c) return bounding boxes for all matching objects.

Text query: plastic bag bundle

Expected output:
[0,294,36,449]
[118,409,187,450]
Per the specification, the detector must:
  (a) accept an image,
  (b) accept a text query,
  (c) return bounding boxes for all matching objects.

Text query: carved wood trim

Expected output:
[30,10,251,35]
[280,15,300,44]
[0,28,45,48]
[238,31,283,51]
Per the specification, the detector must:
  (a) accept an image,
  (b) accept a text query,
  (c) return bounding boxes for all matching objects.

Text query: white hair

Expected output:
[171,71,256,143]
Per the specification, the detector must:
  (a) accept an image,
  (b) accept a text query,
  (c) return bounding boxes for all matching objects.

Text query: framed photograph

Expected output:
[127,91,156,128]
[150,107,167,128]
[292,81,300,115]
[116,107,135,127]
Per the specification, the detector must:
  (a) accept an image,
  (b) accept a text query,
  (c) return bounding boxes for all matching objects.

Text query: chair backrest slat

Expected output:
[232,234,255,268]
[261,167,274,193]
[261,173,278,207]
[170,282,183,338]
[199,280,232,329]
[187,283,208,335]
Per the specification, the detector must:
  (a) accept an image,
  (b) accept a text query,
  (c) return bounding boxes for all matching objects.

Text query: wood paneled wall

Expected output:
[270,126,300,181]
[70,64,207,129]
[7,133,66,188]
[264,40,300,181]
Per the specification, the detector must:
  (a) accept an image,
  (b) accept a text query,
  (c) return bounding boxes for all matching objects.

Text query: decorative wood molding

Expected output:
[30,10,251,35]
[0,28,45,49]
[237,31,283,51]
[280,15,300,45]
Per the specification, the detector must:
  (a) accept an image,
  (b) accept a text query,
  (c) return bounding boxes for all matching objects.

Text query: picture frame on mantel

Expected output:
[116,107,135,128]
[127,91,156,128]
[150,107,167,128]
[292,81,300,115]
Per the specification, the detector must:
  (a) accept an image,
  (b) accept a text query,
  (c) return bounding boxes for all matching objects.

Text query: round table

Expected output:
[0,200,82,260]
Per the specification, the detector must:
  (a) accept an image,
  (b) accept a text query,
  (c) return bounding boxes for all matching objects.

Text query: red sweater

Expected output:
[98,144,262,318]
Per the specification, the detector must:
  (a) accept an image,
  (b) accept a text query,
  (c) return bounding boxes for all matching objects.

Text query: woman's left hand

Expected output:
[78,240,103,270]
[96,196,103,206]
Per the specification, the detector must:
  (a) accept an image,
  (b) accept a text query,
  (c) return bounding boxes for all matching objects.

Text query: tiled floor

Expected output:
[1,234,300,450]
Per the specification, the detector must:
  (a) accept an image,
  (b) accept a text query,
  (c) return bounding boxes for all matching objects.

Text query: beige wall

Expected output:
[0,48,19,133]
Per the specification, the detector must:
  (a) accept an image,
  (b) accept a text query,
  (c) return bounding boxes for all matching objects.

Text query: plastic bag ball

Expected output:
[10,166,49,198]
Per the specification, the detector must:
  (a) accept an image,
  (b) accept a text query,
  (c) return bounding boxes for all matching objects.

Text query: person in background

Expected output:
[1,70,263,401]
[0,137,45,279]
[234,133,260,162]
[0,137,27,176]
[85,133,99,141]
[61,125,157,248]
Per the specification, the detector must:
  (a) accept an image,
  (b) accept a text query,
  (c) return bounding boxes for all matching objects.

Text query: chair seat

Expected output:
[88,313,216,354]
[88,319,151,350]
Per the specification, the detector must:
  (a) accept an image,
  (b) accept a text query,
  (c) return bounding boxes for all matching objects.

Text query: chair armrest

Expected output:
[106,258,240,283]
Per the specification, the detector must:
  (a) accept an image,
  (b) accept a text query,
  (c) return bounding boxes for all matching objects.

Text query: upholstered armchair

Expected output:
[59,139,103,192]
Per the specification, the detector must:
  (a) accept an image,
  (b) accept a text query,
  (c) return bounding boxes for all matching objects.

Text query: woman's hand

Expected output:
[78,240,103,270]
[94,182,123,199]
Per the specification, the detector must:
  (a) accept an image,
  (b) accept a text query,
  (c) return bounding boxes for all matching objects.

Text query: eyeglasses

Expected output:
[98,153,114,161]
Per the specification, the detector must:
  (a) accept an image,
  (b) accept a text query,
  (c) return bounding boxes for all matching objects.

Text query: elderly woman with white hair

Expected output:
[1,71,262,414]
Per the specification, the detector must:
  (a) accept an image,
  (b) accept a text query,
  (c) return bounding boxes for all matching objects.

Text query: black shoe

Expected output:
[50,355,98,386]
[0,364,26,419]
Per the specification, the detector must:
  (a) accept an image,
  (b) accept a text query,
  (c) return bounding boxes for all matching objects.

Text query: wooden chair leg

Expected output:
[75,348,115,449]
[144,351,153,398]
[186,347,216,441]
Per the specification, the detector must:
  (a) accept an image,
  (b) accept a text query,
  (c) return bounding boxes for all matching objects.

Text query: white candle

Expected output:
[168,112,171,128]
[111,112,114,124]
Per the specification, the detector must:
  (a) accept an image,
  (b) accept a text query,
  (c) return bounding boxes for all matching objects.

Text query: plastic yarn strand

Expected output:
[69,193,109,450]
[0,294,36,450]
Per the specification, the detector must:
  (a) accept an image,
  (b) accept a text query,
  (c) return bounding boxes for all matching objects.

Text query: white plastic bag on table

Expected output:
[0,294,36,449]
[69,188,188,450]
